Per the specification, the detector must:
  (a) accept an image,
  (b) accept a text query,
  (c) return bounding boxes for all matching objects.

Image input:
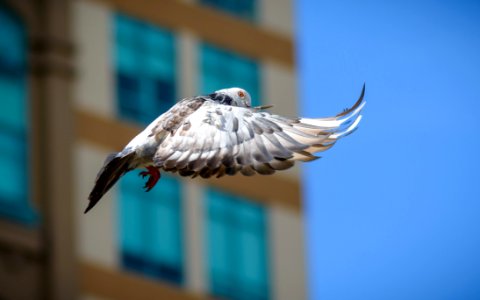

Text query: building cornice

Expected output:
[95,0,295,68]
[81,262,208,300]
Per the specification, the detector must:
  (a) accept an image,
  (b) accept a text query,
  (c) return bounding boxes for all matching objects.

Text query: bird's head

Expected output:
[208,87,252,107]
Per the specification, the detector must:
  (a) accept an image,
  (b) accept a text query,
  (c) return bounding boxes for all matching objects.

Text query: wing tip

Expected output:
[84,199,95,214]
[336,83,366,117]
[331,114,363,139]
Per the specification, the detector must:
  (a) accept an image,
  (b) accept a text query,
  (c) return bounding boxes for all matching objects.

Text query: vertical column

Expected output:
[183,182,207,294]
[30,0,77,299]
[74,144,119,268]
[259,0,294,37]
[177,31,199,98]
[72,0,115,117]
[270,205,307,300]
[178,30,207,294]
[262,61,302,178]
[72,0,118,270]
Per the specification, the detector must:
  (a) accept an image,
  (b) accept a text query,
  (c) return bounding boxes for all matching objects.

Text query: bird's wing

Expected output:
[153,86,365,178]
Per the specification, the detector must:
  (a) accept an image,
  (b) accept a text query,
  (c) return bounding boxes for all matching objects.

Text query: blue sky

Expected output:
[296,1,480,299]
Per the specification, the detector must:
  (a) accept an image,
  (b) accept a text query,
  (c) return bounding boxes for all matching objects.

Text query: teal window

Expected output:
[119,172,184,284]
[0,4,37,224]
[114,14,176,125]
[200,43,261,106]
[200,0,257,21]
[205,189,270,300]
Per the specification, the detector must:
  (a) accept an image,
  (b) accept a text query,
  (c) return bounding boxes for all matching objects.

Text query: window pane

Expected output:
[0,4,36,224]
[0,79,27,130]
[119,178,143,256]
[0,132,27,201]
[119,171,184,284]
[200,43,261,106]
[200,0,257,21]
[147,176,182,267]
[0,7,26,65]
[116,45,139,74]
[205,189,270,300]
[114,14,176,125]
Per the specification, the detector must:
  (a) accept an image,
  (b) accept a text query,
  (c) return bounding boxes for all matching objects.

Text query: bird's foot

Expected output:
[139,166,161,192]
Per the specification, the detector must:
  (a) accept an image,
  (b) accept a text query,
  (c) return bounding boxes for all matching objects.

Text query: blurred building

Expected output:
[0,0,305,299]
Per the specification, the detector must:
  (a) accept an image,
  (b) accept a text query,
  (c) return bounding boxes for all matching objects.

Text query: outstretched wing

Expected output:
[153,85,366,178]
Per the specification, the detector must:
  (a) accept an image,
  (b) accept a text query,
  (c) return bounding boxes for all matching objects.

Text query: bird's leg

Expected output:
[139,166,161,192]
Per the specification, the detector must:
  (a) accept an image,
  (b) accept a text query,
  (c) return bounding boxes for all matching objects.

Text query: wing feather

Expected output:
[153,86,365,177]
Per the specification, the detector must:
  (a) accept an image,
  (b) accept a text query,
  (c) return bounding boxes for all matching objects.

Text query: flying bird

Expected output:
[85,85,366,213]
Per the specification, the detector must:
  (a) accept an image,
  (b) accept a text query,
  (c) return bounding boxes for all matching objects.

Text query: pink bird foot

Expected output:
[139,166,161,192]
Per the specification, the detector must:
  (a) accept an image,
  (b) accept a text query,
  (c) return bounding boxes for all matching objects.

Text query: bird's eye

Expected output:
[238,91,245,98]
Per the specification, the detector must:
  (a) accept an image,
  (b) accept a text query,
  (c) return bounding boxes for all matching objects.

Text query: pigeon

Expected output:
[85,85,366,213]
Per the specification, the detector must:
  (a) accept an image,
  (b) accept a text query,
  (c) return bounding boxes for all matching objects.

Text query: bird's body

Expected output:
[85,86,366,213]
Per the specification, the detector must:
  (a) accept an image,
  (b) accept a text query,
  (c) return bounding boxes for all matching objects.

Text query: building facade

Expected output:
[0,0,305,299]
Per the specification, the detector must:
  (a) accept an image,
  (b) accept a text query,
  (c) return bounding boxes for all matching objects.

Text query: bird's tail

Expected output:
[84,151,136,214]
